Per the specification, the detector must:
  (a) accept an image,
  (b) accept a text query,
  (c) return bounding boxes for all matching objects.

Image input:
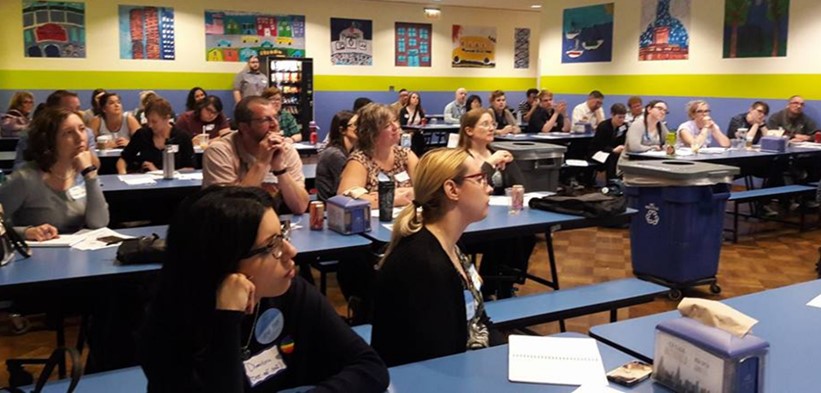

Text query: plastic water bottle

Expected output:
[377,172,394,222]
[309,121,318,145]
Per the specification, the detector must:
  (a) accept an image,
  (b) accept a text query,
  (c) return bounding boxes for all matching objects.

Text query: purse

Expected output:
[0,204,31,267]
[116,234,166,265]
[1,347,82,393]
[529,189,627,218]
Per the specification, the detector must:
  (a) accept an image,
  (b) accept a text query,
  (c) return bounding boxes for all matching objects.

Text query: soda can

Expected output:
[509,184,524,214]
[815,131,821,144]
[400,133,411,148]
[309,201,324,230]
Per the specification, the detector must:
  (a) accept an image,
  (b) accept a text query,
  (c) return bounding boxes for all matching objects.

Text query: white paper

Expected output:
[177,172,203,181]
[532,132,572,139]
[381,223,393,231]
[565,159,590,167]
[26,227,133,249]
[117,174,157,185]
[71,228,135,251]
[293,143,315,150]
[447,133,460,148]
[807,293,821,308]
[697,147,728,154]
[592,151,610,164]
[508,335,608,386]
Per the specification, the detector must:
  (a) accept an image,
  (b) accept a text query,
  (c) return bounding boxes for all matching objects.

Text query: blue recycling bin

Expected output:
[620,160,739,298]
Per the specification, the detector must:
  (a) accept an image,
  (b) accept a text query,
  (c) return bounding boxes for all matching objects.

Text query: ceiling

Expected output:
[368,0,543,12]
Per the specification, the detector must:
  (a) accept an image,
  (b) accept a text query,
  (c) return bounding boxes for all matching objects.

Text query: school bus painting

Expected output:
[452,35,496,67]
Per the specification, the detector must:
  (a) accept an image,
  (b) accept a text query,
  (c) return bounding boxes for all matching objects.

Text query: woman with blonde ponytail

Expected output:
[372,148,502,367]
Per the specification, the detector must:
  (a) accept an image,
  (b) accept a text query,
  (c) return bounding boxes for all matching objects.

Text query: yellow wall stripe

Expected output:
[541,74,821,100]
[0,70,535,92]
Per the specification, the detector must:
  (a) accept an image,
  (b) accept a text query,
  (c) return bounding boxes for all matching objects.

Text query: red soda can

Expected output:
[815,131,821,143]
[309,201,324,230]
[421,117,428,126]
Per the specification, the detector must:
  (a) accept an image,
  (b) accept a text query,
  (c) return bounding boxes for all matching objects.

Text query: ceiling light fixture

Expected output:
[424,7,441,20]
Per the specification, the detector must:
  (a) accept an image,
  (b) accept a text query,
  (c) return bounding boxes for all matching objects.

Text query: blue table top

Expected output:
[589,279,821,392]
[0,222,369,292]
[99,165,316,193]
[363,205,632,244]
[0,226,165,291]
[629,145,821,163]
[29,333,655,393]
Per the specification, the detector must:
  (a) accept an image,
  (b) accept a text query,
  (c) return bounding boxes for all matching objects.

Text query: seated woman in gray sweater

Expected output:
[0,107,109,241]
[316,110,357,201]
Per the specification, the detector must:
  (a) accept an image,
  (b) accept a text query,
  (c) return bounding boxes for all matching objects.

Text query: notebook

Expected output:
[508,335,608,386]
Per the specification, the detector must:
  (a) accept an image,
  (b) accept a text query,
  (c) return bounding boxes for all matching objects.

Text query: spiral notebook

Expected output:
[508,335,608,386]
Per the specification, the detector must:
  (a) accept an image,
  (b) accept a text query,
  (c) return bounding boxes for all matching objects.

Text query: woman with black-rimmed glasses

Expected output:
[624,100,671,153]
[139,186,389,393]
[372,148,504,367]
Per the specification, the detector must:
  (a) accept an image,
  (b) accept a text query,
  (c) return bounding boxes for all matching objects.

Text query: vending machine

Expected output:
[266,57,314,140]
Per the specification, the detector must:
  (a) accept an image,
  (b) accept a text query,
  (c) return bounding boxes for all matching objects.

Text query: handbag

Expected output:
[529,189,627,218]
[1,347,82,393]
[116,233,166,265]
[0,204,31,267]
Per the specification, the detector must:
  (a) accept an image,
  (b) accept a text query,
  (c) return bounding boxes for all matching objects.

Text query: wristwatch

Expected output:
[271,167,288,176]
[80,165,98,177]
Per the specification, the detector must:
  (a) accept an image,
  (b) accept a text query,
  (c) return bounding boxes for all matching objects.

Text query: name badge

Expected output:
[243,345,287,387]
[464,289,476,321]
[394,171,410,183]
[468,264,482,291]
[67,185,86,201]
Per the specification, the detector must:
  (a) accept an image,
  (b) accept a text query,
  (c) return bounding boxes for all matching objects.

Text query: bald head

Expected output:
[456,88,467,105]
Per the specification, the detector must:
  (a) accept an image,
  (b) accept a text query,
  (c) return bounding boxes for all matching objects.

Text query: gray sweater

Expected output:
[0,163,109,237]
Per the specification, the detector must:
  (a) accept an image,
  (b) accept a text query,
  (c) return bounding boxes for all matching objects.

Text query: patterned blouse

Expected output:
[347,145,413,192]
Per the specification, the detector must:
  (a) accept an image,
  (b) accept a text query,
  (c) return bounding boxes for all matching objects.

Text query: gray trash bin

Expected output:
[490,141,566,192]
[619,160,739,299]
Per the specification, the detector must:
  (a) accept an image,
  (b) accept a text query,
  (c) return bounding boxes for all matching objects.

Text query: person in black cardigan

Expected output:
[589,103,629,180]
[116,98,195,174]
[138,186,389,392]
[372,148,504,367]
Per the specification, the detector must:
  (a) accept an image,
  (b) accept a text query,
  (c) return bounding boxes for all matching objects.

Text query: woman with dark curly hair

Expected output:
[186,87,207,111]
[0,107,108,241]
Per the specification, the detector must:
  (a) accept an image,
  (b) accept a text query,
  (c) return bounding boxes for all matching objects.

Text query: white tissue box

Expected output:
[653,318,768,393]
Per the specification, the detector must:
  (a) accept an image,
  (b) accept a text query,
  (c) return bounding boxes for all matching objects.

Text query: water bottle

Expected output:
[309,121,318,145]
[162,144,178,180]
[377,172,394,222]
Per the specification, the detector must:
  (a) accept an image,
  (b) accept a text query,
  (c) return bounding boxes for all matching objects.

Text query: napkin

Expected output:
[677,298,758,338]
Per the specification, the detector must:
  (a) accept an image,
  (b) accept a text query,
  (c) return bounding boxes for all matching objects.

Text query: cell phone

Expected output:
[606,360,652,387]
[97,235,127,245]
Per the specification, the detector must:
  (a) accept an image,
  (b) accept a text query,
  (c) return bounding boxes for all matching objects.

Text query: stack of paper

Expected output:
[27,227,134,251]
[118,174,156,186]
[508,335,608,387]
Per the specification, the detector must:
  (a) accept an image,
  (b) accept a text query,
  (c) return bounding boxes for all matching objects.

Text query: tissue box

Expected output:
[653,318,768,393]
[327,195,371,235]
[759,136,787,152]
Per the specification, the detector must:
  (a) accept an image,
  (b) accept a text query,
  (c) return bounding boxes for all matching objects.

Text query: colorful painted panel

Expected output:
[562,3,614,64]
[395,22,431,67]
[514,28,530,69]
[639,0,690,61]
[22,1,85,58]
[723,0,789,58]
[330,18,373,66]
[119,5,175,60]
[451,25,496,68]
[205,10,305,62]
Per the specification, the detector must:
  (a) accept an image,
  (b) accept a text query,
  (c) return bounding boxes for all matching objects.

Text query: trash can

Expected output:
[490,141,566,192]
[619,160,740,299]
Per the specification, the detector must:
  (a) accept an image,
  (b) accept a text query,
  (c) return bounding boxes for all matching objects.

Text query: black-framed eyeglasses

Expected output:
[696,109,711,114]
[241,223,291,259]
[653,106,669,114]
[456,172,488,186]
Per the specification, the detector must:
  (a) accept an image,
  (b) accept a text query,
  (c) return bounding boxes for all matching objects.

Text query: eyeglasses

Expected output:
[202,106,218,115]
[790,101,805,107]
[696,109,711,114]
[250,116,276,125]
[269,97,283,103]
[653,106,669,114]
[477,121,497,129]
[241,223,291,259]
[457,172,488,186]
[22,100,34,104]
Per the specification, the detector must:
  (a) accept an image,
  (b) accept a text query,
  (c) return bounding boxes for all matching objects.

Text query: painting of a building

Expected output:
[205,10,305,62]
[22,1,86,58]
[119,6,175,60]
[639,0,690,61]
